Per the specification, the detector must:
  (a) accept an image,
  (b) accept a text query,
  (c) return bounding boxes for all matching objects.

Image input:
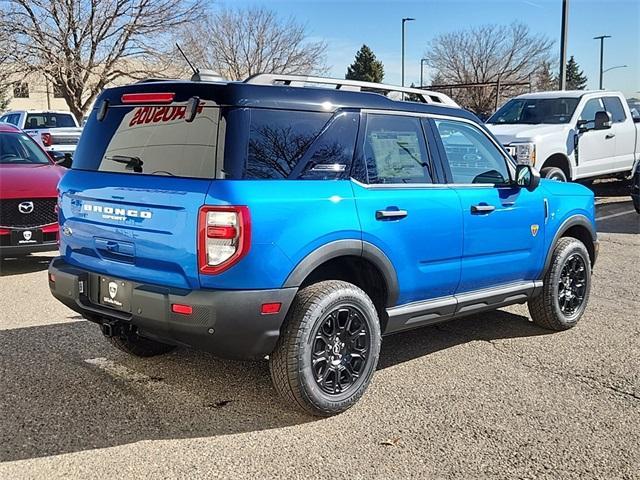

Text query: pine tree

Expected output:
[565,56,587,90]
[534,61,556,91]
[345,45,384,83]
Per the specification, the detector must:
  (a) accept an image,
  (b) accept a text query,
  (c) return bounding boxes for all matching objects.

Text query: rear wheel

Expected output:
[541,166,567,182]
[269,280,381,416]
[106,326,176,357]
[528,237,591,330]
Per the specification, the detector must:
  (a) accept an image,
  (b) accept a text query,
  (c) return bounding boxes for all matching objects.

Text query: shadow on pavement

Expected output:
[589,178,631,199]
[596,200,640,235]
[0,309,549,462]
[0,254,55,277]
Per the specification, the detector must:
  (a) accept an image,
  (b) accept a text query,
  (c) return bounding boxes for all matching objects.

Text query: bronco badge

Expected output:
[531,224,539,237]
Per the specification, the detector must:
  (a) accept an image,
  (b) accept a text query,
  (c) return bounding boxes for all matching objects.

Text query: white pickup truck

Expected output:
[487,90,640,182]
[0,110,82,158]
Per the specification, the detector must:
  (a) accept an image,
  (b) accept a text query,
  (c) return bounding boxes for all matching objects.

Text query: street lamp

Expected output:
[593,35,612,89]
[401,17,415,87]
[603,65,627,74]
[420,58,427,87]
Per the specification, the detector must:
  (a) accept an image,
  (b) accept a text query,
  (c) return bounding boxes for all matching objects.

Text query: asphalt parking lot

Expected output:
[0,181,638,479]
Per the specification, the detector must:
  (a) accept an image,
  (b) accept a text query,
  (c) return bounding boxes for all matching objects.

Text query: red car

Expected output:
[0,123,65,256]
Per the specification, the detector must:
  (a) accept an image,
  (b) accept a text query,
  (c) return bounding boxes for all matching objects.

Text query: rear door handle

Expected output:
[605,133,615,139]
[376,209,408,220]
[470,204,496,214]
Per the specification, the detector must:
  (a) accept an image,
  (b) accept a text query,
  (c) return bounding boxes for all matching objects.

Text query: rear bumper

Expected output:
[0,242,58,256]
[48,258,297,360]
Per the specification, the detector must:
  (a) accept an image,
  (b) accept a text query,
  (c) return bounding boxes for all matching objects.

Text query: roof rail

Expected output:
[244,74,459,107]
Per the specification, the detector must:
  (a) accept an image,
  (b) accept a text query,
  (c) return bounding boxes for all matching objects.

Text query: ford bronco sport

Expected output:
[49,74,598,416]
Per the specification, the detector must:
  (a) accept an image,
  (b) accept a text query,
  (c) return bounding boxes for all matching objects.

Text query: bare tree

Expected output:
[424,22,553,116]
[178,7,327,81]
[0,0,205,121]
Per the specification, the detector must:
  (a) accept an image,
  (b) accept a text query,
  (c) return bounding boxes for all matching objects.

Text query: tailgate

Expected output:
[58,82,223,290]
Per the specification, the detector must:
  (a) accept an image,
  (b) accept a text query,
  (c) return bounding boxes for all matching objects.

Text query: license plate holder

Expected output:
[10,229,43,246]
[98,276,132,312]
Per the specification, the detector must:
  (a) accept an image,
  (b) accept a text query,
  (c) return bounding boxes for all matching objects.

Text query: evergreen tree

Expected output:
[534,61,556,91]
[345,45,384,83]
[565,56,587,90]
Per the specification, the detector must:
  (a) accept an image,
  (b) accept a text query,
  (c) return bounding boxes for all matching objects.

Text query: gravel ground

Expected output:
[0,181,638,479]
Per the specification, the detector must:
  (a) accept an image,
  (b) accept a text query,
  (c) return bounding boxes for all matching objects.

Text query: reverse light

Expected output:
[198,206,251,275]
[41,132,52,147]
[121,92,175,104]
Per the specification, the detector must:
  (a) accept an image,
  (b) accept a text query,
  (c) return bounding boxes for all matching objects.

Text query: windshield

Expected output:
[0,132,51,165]
[24,112,77,129]
[487,98,580,125]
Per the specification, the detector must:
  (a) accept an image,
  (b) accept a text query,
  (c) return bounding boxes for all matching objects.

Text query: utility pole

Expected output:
[558,0,569,90]
[593,35,611,89]
[420,58,427,87]
[401,17,415,87]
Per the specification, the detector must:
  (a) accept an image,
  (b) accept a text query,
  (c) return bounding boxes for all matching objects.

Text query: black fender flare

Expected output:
[542,214,598,275]
[283,239,399,307]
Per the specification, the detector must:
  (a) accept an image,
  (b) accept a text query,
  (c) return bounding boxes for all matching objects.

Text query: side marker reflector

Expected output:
[261,302,282,315]
[171,304,193,315]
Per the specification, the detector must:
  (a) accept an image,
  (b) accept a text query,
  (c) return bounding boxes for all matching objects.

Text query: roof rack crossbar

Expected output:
[244,74,458,107]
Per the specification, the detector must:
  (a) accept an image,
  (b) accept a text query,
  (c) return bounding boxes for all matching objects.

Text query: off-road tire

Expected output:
[269,280,381,417]
[107,330,176,357]
[541,166,568,182]
[528,237,591,330]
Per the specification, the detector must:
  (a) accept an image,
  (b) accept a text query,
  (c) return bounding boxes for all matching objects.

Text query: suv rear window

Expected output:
[73,102,220,179]
[24,113,76,129]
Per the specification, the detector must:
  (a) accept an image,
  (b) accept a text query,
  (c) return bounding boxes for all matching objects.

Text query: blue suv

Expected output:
[49,74,598,416]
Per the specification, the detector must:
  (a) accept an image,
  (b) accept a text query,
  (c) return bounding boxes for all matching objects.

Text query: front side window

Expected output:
[434,119,510,185]
[363,114,432,184]
[0,132,51,165]
[246,109,331,179]
[579,98,605,123]
[602,97,626,123]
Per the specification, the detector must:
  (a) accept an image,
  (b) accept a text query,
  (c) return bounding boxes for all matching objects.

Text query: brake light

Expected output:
[198,206,251,274]
[121,92,175,104]
[41,132,52,146]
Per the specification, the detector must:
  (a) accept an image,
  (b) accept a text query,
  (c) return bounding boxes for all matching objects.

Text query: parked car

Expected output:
[486,91,639,182]
[48,75,598,416]
[632,159,640,213]
[0,110,82,161]
[0,123,65,256]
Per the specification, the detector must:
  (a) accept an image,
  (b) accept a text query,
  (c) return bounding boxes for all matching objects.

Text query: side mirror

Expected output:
[515,164,540,192]
[593,110,612,130]
[54,152,73,168]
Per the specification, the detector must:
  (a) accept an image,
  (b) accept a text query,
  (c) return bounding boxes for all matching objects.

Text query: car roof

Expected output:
[0,123,21,133]
[100,79,480,123]
[513,90,619,100]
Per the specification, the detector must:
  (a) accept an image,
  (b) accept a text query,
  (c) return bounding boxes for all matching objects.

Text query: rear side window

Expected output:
[246,109,331,179]
[24,113,76,129]
[602,97,626,123]
[73,102,220,179]
[363,114,432,184]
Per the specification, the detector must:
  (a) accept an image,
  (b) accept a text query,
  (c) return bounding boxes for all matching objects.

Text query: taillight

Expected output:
[198,206,251,274]
[41,132,52,146]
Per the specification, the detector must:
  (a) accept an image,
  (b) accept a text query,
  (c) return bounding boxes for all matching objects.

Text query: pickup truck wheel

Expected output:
[540,167,567,182]
[269,280,381,417]
[528,237,591,330]
[107,329,176,357]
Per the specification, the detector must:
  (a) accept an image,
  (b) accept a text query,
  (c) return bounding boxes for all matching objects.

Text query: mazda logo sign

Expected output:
[18,201,34,214]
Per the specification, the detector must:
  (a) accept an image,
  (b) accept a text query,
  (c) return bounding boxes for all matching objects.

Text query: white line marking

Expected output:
[596,210,635,221]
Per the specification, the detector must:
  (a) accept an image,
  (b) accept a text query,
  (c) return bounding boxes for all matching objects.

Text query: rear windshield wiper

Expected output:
[105,155,143,173]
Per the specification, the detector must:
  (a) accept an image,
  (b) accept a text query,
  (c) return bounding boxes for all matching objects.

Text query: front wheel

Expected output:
[528,237,591,330]
[540,166,568,182]
[269,280,381,416]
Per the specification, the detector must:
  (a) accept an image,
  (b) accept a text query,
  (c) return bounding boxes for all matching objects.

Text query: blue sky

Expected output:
[225,0,639,97]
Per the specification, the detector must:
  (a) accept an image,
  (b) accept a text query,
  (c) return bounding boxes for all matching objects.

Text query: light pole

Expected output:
[401,17,415,87]
[593,35,611,89]
[603,65,627,74]
[420,58,427,87]
[559,0,569,90]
